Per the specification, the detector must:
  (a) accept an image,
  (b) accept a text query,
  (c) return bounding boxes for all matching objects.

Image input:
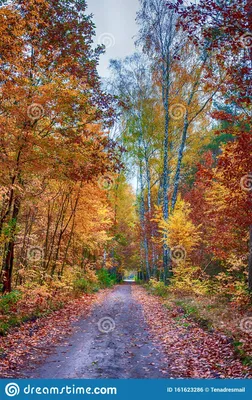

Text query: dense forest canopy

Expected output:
[0,0,251,381]
[0,0,251,306]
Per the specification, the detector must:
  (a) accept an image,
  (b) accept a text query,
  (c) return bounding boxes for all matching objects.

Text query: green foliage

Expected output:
[0,293,66,336]
[174,299,212,330]
[0,291,22,335]
[0,266,118,335]
[96,269,117,288]
[0,291,22,314]
[73,268,117,292]
[134,277,143,284]
[202,131,233,156]
[183,304,199,317]
[147,278,169,297]
[233,341,252,367]
[73,278,99,294]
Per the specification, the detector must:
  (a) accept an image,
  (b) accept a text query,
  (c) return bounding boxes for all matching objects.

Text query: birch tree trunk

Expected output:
[139,141,151,280]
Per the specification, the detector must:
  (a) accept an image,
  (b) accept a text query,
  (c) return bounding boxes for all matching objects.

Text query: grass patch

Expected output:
[174,300,212,330]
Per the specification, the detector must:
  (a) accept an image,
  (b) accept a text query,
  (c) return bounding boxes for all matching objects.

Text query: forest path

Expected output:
[24,283,170,379]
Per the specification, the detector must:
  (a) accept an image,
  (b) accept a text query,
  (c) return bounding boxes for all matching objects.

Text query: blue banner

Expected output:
[0,379,251,400]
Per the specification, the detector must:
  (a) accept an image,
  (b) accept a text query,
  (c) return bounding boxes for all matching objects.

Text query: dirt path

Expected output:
[24,284,170,379]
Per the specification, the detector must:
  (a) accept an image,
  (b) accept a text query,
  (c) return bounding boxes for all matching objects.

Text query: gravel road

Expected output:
[25,283,170,379]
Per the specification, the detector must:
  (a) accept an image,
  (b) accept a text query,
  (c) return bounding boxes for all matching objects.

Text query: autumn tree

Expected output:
[136,0,224,282]
[0,0,118,292]
[109,53,163,279]
[172,0,252,290]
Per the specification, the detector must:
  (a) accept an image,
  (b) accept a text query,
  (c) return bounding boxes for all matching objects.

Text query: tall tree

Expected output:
[136,0,222,281]
[109,53,163,279]
[0,0,117,292]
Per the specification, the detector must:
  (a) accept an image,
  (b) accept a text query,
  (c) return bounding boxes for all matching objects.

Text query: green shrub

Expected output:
[0,290,22,314]
[96,269,116,288]
[0,322,9,336]
[147,278,169,297]
[73,278,99,294]
[134,277,143,284]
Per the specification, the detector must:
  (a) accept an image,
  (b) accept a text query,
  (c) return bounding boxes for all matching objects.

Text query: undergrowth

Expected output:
[0,268,117,335]
[145,278,252,367]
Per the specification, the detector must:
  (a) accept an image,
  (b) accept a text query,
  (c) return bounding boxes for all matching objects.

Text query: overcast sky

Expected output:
[87,0,140,78]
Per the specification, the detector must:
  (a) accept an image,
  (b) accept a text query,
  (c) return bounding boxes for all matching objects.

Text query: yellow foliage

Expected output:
[158,196,202,255]
[170,264,210,296]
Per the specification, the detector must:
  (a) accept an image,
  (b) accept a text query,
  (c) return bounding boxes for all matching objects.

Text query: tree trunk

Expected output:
[171,113,189,210]
[144,147,156,277]
[46,191,69,271]
[2,196,20,293]
[162,98,170,284]
[139,142,151,281]
[51,187,80,276]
